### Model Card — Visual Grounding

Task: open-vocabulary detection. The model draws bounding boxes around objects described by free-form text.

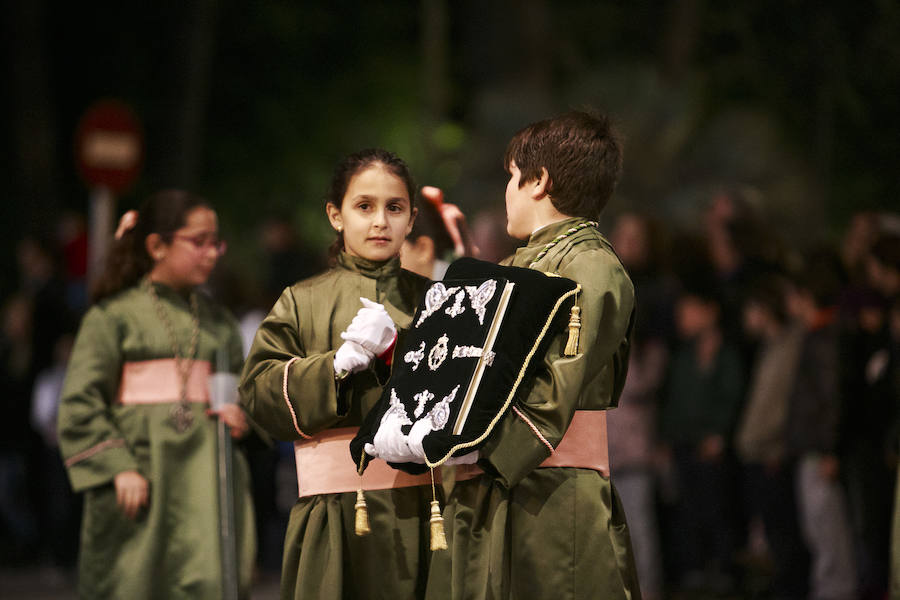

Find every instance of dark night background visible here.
[3,0,898,294]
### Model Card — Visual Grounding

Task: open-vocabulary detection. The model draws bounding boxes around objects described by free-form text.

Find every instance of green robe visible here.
[58,282,256,600]
[239,253,432,600]
[426,218,641,600]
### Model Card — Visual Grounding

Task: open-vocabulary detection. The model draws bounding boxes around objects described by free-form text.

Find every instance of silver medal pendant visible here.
[170,403,194,432]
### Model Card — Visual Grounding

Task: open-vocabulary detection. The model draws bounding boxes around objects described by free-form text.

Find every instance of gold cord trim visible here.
[512,406,554,453]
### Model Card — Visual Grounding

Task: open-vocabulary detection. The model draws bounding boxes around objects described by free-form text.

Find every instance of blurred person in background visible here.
[400,185,479,280]
[660,277,744,594]
[58,190,256,598]
[31,334,81,571]
[839,284,895,600]
[865,233,900,301]
[0,294,40,564]
[735,275,808,599]
[607,212,671,600]
[259,216,326,305]
[57,211,90,316]
[399,186,457,280]
[785,249,857,600]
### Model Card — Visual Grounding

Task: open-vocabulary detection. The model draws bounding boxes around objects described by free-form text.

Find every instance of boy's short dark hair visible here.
[504,110,623,220]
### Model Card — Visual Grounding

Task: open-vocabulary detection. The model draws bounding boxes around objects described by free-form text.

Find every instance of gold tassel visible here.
[355,488,371,536]
[428,467,447,551]
[564,304,581,356]
[429,500,448,551]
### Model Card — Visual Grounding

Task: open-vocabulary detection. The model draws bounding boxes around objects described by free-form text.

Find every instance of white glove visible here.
[407,420,479,465]
[340,298,397,357]
[364,412,417,463]
[333,340,374,375]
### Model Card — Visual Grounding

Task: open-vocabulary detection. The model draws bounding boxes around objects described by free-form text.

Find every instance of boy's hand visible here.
[114,470,149,519]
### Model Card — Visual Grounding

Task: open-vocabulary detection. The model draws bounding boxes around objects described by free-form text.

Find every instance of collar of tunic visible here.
[336,251,402,280]
[513,216,593,267]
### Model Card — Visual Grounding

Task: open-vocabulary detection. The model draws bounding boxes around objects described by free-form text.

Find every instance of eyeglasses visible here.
[173,233,227,256]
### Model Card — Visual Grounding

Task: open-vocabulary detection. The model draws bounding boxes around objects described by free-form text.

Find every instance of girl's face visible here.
[148,206,223,290]
[327,164,416,262]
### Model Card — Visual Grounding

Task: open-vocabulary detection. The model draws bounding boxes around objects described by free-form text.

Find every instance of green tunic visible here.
[239,253,432,600]
[58,282,256,600]
[426,218,641,600]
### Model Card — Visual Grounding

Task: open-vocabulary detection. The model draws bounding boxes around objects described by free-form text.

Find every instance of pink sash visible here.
[117,359,212,405]
[294,410,609,497]
[294,428,434,497]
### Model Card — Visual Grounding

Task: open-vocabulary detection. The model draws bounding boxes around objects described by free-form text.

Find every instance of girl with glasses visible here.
[58,190,256,598]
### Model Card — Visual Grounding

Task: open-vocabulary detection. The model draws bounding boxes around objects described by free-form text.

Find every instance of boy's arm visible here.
[479,250,635,487]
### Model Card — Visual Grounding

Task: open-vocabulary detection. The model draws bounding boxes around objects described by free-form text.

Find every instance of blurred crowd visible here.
[2,193,899,599]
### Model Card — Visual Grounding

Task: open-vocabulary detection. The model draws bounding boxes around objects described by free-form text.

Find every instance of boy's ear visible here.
[530,167,550,200]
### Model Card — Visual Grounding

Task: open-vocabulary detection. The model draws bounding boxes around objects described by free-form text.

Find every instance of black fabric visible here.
[351,257,578,474]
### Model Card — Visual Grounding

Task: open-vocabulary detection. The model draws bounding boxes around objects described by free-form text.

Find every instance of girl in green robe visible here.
[58,190,256,599]
[239,149,434,599]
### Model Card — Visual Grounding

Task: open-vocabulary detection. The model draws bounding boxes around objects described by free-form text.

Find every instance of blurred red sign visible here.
[75,100,143,193]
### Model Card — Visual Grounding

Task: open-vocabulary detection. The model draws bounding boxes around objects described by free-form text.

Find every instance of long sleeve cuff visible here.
[479,410,554,488]
[64,440,139,492]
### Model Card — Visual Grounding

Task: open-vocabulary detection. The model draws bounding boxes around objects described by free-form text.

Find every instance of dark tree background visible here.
[3,0,898,294]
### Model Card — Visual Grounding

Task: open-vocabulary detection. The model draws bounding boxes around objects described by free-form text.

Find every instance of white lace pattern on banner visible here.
[445,290,467,318]
[465,279,497,325]
[416,283,460,327]
[427,333,450,371]
[404,341,426,370]
[385,388,412,425]
[452,345,495,366]
[413,389,434,418]
[427,384,460,431]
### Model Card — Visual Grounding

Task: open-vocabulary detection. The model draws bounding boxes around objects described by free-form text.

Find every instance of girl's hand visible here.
[340,298,397,357]
[207,404,249,439]
[333,340,374,375]
[114,470,149,519]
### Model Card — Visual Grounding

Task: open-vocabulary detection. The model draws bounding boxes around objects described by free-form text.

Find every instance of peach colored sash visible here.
[452,410,609,483]
[117,359,211,405]
[295,410,609,497]
[294,428,435,497]
[539,410,609,475]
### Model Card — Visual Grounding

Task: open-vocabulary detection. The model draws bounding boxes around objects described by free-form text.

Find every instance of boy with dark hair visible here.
[426,111,640,599]
[736,275,808,599]
[786,250,857,600]
[660,277,744,593]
